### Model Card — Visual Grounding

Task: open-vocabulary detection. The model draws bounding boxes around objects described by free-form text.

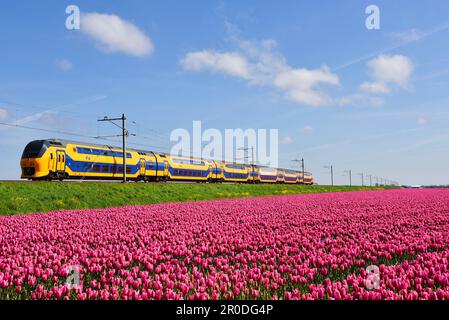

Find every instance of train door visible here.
[56,150,66,173]
[140,158,146,177]
[49,152,56,172]
[163,161,169,179]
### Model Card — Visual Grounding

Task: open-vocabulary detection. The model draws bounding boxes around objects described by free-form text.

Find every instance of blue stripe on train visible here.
[65,155,140,174]
[259,175,277,180]
[169,167,210,177]
[145,162,164,171]
[224,172,249,179]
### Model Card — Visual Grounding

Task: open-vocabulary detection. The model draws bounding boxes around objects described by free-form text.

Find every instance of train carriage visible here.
[164,155,211,182]
[303,172,314,185]
[258,167,278,183]
[20,139,314,185]
[222,163,250,183]
[284,169,299,184]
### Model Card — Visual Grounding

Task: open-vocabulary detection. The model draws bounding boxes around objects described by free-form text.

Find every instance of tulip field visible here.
[1,188,449,300]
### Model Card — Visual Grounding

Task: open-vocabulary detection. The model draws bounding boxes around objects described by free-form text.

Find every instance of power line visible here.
[98,114,129,183]
[0,121,171,154]
[343,169,352,186]
[323,164,334,186]
[292,158,305,185]
[0,121,105,140]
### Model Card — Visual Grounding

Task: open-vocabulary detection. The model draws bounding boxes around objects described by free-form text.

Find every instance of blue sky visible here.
[1,1,449,185]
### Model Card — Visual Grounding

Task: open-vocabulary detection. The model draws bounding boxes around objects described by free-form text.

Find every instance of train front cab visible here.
[21,140,54,180]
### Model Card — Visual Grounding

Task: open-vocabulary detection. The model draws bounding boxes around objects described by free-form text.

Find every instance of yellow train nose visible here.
[21,158,41,176]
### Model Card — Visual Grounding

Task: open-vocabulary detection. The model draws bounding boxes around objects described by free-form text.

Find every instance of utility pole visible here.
[239,146,255,183]
[293,158,305,184]
[344,170,352,186]
[324,165,334,186]
[358,172,364,186]
[369,175,372,187]
[122,114,126,183]
[98,113,128,183]
[250,146,255,183]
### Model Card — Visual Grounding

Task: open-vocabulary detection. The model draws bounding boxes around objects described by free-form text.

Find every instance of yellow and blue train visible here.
[20,139,314,184]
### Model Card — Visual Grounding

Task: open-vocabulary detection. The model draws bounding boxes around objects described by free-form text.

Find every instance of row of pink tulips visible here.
[1,189,448,299]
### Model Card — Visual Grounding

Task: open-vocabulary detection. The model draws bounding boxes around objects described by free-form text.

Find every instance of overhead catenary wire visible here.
[0,121,172,154]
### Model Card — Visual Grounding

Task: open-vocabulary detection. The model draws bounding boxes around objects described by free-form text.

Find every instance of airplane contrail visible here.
[8,95,107,126]
[332,22,449,72]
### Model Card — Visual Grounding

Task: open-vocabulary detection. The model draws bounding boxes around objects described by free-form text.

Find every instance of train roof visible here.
[42,138,164,155]
[36,138,313,175]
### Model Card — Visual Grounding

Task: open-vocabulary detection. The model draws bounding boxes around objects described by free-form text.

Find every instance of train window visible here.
[126,167,131,174]
[102,166,109,173]
[93,165,100,172]
[22,140,48,159]
[50,154,53,160]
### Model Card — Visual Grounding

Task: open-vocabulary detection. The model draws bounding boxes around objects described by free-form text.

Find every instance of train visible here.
[20,139,314,184]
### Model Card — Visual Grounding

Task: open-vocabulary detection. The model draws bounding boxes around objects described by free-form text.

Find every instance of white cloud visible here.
[55,59,73,70]
[300,125,314,134]
[337,54,413,108]
[180,26,339,107]
[360,81,390,94]
[0,108,8,120]
[280,135,293,145]
[417,117,428,125]
[274,67,339,106]
[389,29,425,43]
[361,55,413,94]
[181,51,250,79]
[81,12,154,57]
[369,55,413,87]
[337,93,384,107]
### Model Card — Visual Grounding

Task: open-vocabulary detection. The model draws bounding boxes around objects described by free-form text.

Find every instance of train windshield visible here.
[22,140,46,158]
